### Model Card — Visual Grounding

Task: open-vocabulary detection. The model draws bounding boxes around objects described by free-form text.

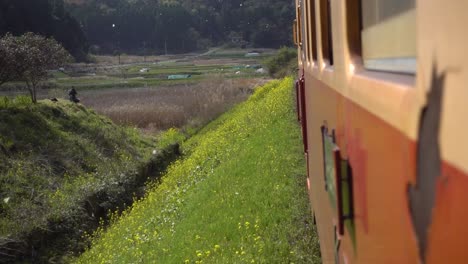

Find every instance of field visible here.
[81,77,269,132]
[48,48,274,91]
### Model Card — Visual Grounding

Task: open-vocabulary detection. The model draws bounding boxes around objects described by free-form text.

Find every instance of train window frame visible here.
[320,0,334,66]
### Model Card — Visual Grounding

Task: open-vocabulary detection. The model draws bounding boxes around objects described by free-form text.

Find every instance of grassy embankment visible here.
[76,77,321,263]
[0,97,184,262]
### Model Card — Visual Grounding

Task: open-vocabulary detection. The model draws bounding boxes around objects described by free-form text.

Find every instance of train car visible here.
[293,0,468,263]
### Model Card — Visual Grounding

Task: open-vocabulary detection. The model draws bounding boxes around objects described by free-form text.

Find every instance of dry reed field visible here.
[80,76,269,132]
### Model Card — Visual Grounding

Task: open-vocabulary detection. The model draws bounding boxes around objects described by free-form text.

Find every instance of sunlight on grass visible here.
[75,77,320,263]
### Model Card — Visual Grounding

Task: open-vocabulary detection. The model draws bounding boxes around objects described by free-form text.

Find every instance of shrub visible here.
[156,128,186,149]
[264,47,298,78]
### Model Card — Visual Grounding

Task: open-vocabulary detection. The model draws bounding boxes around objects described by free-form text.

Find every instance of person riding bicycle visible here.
[68,87,80,103]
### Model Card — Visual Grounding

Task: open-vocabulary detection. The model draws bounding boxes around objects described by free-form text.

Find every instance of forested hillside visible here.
[64,0,294,54]
[0,0,294,58]
[0,0,89,61]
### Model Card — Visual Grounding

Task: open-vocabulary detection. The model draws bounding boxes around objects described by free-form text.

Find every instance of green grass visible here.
[0,96,182,261]
[0,97,155,218]
[76,77,320,263]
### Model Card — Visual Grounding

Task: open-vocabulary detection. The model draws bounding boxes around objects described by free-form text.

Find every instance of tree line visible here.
[66,0,295,54]
[0,0,89,61]
[0,0,294,60]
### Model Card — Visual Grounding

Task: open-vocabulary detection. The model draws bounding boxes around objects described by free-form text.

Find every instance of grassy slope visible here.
[76,78,321,263]
[0,96,170,261]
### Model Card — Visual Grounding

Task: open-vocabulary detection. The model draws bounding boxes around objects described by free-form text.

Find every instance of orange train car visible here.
[293,0,468,263]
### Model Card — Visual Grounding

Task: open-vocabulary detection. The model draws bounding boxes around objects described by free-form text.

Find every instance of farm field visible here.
[76,77,321,263]
[2,48,273,92]
[80,77,269,132]
[0,48,274,133]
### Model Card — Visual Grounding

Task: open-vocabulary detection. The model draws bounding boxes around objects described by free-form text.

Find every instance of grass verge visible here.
[76,77,321,263]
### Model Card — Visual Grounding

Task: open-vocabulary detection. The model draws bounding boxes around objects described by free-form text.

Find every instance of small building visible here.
[167,74,191,80]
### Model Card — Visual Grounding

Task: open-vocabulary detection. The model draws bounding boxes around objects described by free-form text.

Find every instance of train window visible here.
[293,19,298,45]
[361,0,416,74]
[322,126,356,238]
[309,0,318,61]
[297,6,303,47]
[339,160,355,239]
[305,0,312,62]
[301,2,308,61]
[298,1,308,62]
[346,0,362,59]
[320,0,333,66]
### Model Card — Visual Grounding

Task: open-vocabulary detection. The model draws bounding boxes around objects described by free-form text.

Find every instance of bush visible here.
[156,128,186,149]
[264,47,298,78]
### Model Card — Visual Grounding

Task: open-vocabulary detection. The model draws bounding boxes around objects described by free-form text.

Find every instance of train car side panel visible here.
[305,72,341,264]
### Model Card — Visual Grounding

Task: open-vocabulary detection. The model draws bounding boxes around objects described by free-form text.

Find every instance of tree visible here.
[0,33,29,86]
[64,0,294,54]
[21,33,73,103]
[0,35,18,86]
[0,33,72,103]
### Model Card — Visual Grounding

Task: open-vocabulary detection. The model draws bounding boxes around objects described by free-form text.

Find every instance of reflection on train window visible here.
[320,0,333,66]
[309,0,318,61]
[361,0,416,74]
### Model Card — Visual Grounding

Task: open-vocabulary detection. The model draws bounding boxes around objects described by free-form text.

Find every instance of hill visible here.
[76,78,321,263]
[64,0,294,54]
[0,97,181,262]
